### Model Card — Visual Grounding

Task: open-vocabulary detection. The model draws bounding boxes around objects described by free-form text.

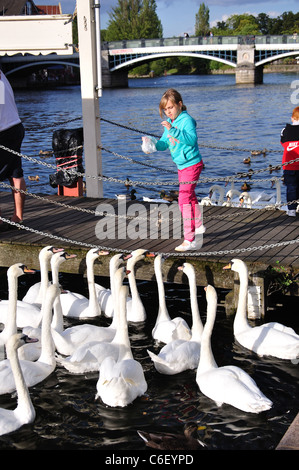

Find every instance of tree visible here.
[195,3,210,37]
[105,0,162,41]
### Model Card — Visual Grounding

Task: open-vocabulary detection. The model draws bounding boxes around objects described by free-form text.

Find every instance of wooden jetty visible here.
[0,190,298,317]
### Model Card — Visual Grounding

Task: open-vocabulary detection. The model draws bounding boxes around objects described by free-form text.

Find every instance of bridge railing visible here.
[104,34,299,50]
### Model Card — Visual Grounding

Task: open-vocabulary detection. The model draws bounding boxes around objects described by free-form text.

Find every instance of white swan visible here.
[97,253,131,318]
[95,285,147,407]
[147,263,203,375]
[59,248,109,318]
[152,254,191,344]
[200,185,225,206]
[239,191,252,208]
[19,251,76,361]
[0,334,37,436]
[126,249,154,322]
[0,268,42,329]
[222,189,241,207]
[51,255,119,356]
[196,285,273,413]
[22,245,64,306]
[56,267,128,374]
[0,264,36,347]
[0,283,59,395]
[223,259,299,360]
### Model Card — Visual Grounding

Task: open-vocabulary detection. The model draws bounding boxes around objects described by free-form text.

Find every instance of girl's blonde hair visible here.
[159,88,187,118]
[292,106,299,121]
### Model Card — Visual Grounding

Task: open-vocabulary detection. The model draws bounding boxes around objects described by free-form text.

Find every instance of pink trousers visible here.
[178,160,203,242]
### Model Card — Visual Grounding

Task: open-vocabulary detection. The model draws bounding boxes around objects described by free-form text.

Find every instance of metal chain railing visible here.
[1,216,298,258]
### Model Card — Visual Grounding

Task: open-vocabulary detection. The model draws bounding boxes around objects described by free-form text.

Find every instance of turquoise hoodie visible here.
[155,110,202,170]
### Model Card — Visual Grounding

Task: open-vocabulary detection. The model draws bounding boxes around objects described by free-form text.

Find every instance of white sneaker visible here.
[287,210,296,217]
[195,225,206,234]
[175,240,197,252]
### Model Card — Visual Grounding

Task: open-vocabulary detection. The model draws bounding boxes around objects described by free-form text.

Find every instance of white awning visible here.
[0,15,73,56]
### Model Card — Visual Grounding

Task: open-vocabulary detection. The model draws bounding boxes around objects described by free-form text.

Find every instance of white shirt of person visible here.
[0,70,21,132]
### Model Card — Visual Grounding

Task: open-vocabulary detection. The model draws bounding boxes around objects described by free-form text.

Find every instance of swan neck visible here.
[234,267,250,333]
[154,257,170,324]
[197,297,218,374]
[7,343,34,416]
[86,257,101,315]
[188,273,203,339]
[6,271,18,338]
[39,291,56,365]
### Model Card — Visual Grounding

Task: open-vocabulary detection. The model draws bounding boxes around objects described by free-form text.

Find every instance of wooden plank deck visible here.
[0,190,298,292]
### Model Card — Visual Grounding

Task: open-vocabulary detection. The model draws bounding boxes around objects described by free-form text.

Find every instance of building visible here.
[0,0,62,16]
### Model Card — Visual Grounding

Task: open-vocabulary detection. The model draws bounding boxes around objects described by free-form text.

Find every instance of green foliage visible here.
[265,261,299,296]
[195,3,210,36]
[105,0,162,41]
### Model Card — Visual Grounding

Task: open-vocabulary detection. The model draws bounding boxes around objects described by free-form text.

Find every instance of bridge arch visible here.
[110,52,236,72]
[5,60,80,77]
[256,50,299,67]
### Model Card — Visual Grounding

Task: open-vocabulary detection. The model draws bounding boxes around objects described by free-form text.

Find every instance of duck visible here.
[223,259,299,360]
[251,148,267,157]
[59,248,109,318]
[160,190,177,202]
[97,253,132,318]
[137,422,205,450]
[0,334,38,436]
[28,175,39,181]
[0,283,59,395]
[95,285,147,407]
[152,254,191,344]
[56,267,128,374]
[22,245,64,307]
[196,285,273,413]
[115,189,137,201]
[243,156,251,164]
[126,249,155,322]
[241,182,251,191]
[147,263,203,375]
[0,264,36,347]
[39,149,53,157]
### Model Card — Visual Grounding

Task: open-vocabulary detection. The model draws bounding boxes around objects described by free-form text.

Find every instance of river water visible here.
[0,73,298,453]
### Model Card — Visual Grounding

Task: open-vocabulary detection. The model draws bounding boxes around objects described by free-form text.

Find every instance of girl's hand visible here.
[161,121,172,130]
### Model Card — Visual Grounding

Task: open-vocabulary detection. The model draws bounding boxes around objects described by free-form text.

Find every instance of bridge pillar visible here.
[101,49,128,88]
[235,45,263,84]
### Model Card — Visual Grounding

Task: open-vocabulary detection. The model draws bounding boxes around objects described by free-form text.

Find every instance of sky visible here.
[40,0,299,38]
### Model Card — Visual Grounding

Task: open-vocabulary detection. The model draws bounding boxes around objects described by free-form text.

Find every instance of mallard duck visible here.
[243,156,251,164]
[116,189,137,201]
[28,175,40,181]
[137,423,206,450]
[39,150,53,157]
[241,182,251,191]
[160,190,176,202]
[251,148,267,157]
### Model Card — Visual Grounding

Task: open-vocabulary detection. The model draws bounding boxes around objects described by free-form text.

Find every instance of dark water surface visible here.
[0,269,298,452]
[0,74,298,452]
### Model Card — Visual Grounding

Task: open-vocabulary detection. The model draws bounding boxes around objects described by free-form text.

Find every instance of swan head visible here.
[86,248,109,262]
[51,251,77,270]
[39,246,64,261]
[204,284,217,303]
[6,333,39,355]
[178,262,196,280]
[7,264,36,280]
[223,259,248,276]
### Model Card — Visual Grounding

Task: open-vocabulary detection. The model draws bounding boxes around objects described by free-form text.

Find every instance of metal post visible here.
[76,0,103,197]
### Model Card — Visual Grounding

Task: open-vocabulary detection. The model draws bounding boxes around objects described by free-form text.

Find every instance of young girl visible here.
[143,88,205,251]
